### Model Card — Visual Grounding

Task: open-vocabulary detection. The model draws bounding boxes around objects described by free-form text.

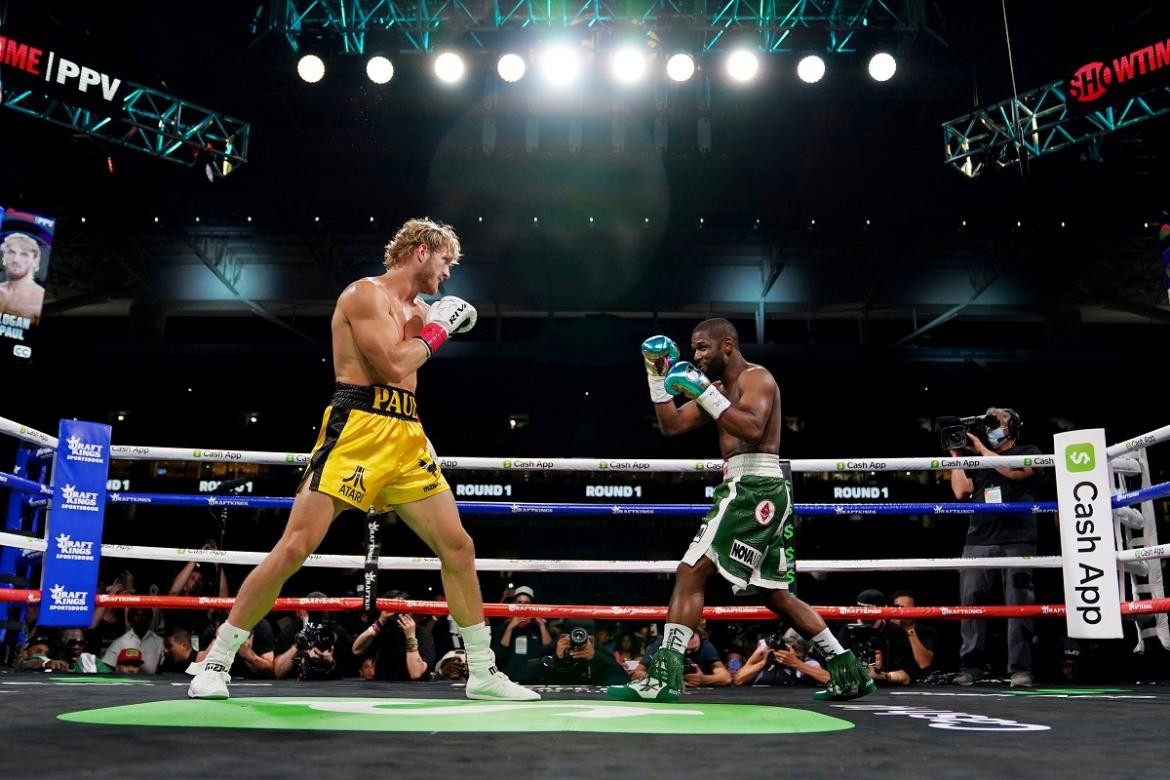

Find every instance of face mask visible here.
[987,427,1006,446]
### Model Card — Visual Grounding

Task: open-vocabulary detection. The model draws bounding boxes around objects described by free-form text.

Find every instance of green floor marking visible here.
[60,697,854,735]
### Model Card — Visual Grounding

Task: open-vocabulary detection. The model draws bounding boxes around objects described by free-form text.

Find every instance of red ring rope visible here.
[3,590,1169,620]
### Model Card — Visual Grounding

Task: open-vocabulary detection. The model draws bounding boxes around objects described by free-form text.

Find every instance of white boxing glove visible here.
[417,296,477,356]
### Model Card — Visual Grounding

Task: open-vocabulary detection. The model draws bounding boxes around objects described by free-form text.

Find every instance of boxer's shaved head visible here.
[694,318,738,348]
[691,318,739,381]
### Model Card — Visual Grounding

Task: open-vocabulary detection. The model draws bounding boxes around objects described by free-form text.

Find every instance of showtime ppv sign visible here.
[1068,36,1170,103]
[0,31,124,104]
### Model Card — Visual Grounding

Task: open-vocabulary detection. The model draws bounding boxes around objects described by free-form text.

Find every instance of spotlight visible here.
[796,54,825,84]
[366,56,394,84]
[497,53,526,83]
[435,52,466,84]
[666,53,695,83]
[868,52,896,82]
[611,46,647,85]
[539,44,582,87]
[297,54,326,83]
[726,49,759,83]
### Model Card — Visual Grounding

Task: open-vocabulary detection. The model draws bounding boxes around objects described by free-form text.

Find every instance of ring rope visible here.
[5,530,1168,572]
[2,589,1169,621]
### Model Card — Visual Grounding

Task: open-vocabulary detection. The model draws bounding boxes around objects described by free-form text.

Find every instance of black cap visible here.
[856,589,888,607]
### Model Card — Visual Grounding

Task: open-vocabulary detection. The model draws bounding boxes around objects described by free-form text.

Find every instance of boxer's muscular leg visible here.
[393,490,483,627]
[667,556,714,628]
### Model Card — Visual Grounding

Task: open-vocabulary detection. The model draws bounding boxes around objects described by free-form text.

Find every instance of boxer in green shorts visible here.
[607,318,873,704]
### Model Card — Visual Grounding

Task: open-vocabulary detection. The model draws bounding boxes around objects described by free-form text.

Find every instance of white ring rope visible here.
[5,530,1168,573]
[3,415,1162,473]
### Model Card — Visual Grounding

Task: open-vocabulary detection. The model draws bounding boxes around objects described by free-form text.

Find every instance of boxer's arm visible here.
[342,280,430,384]
[713,369,774,444]
[653,398,709,436]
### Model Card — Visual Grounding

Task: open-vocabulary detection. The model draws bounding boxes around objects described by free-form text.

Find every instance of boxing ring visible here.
[2,414,1170,776]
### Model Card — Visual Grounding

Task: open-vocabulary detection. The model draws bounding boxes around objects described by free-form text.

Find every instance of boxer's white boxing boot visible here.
[460,622,540,701]
[187,621,249,699]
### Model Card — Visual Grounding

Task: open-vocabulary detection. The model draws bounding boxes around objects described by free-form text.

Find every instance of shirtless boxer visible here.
[607,318,873,703]
[188,218,537,701]
[0,233,46,321]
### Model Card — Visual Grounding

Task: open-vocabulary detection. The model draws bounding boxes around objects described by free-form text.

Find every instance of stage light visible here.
[727,49,759,83]
[868,52,896,82]
[539,44,582,87]
[497,53,526,82]
[435,52,466,83]
[611,46,647,85]
[797,55,825,84]
[666,53,695,83]
[366,56,394,84]
[297,54,326,83]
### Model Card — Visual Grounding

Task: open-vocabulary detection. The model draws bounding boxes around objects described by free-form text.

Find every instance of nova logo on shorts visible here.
[729,539,763,569]
[339,466,368,503]
[754,500,775,526]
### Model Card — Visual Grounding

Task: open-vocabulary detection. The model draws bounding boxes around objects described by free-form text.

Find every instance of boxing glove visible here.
[664,362,731,419]
[417,296,477,357]
[641,335,679,404]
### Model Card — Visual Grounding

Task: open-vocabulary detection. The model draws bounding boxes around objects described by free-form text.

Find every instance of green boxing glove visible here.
[664,362,731,419]
[641,335,680,404]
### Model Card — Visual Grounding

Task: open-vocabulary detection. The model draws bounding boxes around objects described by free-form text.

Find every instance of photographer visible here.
[945,407,1039,688]
[734,628,829,686]
[274,595,345,680]
[540,619,629,686]
[350,591,435,681]
[201,610,275,679]
[492,585,552,684]
[836,590,916,686]
[636,629,731,688]
[167,542,229,636]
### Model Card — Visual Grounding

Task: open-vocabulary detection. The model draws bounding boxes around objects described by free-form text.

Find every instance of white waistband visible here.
[724,453,785,480]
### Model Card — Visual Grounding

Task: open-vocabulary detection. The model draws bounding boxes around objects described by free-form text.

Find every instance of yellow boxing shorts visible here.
[303,382,449,511]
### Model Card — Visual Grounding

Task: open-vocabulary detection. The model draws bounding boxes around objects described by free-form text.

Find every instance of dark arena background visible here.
[2,1,1170,776]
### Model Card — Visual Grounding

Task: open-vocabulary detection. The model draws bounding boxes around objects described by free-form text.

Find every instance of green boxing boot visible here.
[607,649,684,703]
[813,650,877,702]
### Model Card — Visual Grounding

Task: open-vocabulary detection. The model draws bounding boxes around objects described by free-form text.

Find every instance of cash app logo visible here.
[1065,443,1095,473]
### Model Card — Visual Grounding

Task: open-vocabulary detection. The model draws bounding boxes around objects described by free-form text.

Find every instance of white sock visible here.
[203,621,249,669]
[662,623,694,655]
[810,628,846,659]
[458,621,490,654]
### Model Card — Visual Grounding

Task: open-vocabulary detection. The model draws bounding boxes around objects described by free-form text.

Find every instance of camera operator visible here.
[734,628,829,686]
[836,590,916,686]
[492,585,552,684]
[946,407,1039,688]
[540,619,629,686]
[636,629,731,688]
[274,594,345,680]
[349,590,435,681]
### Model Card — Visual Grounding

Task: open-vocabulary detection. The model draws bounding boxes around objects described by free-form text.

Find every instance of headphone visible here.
[1000,408,1022,440]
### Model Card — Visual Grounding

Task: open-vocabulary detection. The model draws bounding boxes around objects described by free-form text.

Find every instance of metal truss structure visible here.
[1,84,250,175]
[943,81,1170,178]
[270,0,922,53]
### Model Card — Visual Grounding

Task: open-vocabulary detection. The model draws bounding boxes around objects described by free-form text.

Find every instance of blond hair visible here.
[2,233,40,260]
[383,218,461,270]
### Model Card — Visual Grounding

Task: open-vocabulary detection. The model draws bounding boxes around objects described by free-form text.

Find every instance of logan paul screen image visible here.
[0,206,55,356]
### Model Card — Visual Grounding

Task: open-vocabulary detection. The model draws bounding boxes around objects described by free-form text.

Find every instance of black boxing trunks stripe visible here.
[330,382,419,421]
[308,406,352,492]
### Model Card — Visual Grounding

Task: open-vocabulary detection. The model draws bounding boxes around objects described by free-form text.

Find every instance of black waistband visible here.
[330,383,419,421]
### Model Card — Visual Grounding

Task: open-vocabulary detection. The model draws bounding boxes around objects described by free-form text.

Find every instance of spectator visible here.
[947,407,1040,688]
[595,624,616,656]
[160,627,199,673]
[491,585,552,684]
[433,649,469,682]
[17,634,69,672]
[115,647,146,675]
[636,631,731,688]
[167,545,229,636]
[358,655,377,681]
[201,610,275,679]
[734,628,829,687]
[890,591,937,673]
[89,575,132,656]
[103,608,164,674]
[613,632,644,676]
[836,589,916,686]
[349,591,433,681]
[427,593,465,659]
[541,619,629,686]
